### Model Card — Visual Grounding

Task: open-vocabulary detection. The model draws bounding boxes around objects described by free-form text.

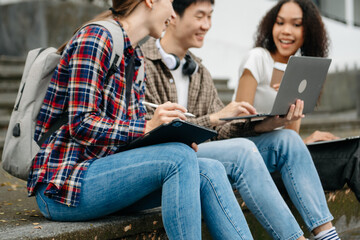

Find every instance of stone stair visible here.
[213,78,234,105]
[0,56,24,157]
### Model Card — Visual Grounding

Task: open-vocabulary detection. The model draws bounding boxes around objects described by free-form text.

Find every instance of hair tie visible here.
[109,7,121,15]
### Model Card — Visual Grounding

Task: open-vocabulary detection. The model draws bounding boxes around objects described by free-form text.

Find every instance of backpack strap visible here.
[91,19,135,114]
[37,20,127,146]
[88,19,124,74]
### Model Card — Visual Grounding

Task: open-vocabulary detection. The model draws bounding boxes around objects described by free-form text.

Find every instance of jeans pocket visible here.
[35,192,52,220]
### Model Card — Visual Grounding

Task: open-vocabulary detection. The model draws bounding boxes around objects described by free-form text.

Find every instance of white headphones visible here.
[156,39,198,76]
[156,39,180,70]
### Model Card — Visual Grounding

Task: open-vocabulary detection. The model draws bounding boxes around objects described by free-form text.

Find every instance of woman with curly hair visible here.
[234,1,341,239]
[235,0,338,144]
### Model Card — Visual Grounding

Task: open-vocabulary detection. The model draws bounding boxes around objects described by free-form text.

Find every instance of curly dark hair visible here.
[254,0,329,57]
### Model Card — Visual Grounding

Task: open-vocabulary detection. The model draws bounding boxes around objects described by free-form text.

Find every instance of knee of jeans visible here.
[199,159,228,185]
[276,129,303,145]
[231,139,263,166]
[273,129,313,164]
[163,142,199,170]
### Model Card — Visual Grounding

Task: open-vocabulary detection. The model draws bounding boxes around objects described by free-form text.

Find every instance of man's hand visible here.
[303,130,339,144]
[191,142,199,152]
[209,101,257,126]
[255,99,305,133]
[145,102,187,133]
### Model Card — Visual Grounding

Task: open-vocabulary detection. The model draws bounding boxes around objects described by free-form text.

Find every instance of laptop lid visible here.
[220,56,331,121]
[269,55,331,115]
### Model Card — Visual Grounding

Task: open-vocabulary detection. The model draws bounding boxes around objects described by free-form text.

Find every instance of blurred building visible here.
[0,0,359,89]
[190,0,360,88]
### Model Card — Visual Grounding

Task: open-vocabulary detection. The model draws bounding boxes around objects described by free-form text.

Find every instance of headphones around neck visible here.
[156,39,198,76]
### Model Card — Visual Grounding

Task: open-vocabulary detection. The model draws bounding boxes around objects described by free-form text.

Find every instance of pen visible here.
[143,101,196,118]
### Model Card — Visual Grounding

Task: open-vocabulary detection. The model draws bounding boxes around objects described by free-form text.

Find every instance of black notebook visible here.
[122,119,218,151]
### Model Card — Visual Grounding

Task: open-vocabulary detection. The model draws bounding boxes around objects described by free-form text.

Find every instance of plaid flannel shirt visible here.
[141,38,259,140]
[27,21,147,207]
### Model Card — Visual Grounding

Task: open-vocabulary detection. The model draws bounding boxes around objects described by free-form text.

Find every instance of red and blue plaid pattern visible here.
[27,20,147,207]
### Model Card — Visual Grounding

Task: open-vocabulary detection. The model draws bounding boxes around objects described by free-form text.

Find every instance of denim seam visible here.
[237,175,281,240]
[283,160,315,228]
[256,146,304,239]
[284,230,304,240]
[200,172,247,240]
[35,192,52,220]
[308,216,334,232]
[160,161,186,240]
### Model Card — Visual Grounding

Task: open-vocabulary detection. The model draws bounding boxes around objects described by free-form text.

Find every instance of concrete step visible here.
[0,115,11,129]
[301,110,360,138]
[0,80,21,93]
[213,78,229,89]
[0,128,6,156]
[0,57,24,81]
[0,68,23,80]
[218,90,234,106]
[0,92,16,109]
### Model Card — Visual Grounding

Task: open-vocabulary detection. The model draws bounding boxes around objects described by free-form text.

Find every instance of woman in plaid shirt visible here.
[27,0,255,239]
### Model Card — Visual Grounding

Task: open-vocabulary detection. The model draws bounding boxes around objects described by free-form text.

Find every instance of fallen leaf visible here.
[34,226,42,229]
[124,224,132,232]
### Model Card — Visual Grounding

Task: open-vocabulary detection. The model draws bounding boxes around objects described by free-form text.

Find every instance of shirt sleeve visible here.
[66,25,145,147]
[185,66,259,139]
[239,48,267,84]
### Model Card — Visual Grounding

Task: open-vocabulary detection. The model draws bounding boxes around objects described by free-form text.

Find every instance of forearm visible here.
[70,113,146,146]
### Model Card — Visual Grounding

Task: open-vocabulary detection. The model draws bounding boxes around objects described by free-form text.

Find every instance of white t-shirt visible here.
[170,59,189,109]
[156,39,190,108]
[237,47,277,113]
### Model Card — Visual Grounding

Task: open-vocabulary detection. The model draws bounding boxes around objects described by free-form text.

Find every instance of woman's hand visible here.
[272,83,280,92]
[303,130,339,144]
[209,101,257,126]
[145,102,187,133]
[255,99,305,133]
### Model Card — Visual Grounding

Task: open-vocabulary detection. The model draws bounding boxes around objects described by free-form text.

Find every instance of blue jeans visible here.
[35,142,253,240]
[197,129,334,240]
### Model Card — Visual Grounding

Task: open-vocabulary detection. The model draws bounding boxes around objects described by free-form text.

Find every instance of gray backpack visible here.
[1,19,141,180]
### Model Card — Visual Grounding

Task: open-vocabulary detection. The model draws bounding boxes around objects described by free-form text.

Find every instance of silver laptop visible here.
[221,55,332,121]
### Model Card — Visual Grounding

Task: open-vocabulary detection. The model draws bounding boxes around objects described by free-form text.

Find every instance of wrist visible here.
[145,120,154,133]
[209,113,219,126]
[254,121,269,133]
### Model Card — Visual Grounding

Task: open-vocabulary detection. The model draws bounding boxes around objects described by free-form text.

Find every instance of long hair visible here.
[255,0,329,57]
[58,0,142,53]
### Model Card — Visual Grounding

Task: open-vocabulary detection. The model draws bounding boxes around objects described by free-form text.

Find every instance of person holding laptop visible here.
[142,0,340,239]
[235,0,338,144]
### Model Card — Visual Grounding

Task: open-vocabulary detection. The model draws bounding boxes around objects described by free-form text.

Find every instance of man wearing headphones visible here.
[142,0,339,239]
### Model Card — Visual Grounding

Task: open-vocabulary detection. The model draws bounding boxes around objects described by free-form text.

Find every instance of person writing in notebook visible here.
[235,0,338,144]
[27,1,256,239]
[142,0,340,239]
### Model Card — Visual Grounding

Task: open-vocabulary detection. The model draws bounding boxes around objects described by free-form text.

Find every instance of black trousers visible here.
[271,138,360,202]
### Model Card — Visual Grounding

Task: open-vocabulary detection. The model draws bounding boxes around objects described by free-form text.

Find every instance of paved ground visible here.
[0,166,168,240]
